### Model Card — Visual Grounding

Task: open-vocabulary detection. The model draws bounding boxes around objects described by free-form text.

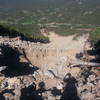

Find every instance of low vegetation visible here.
[0,22,100,45]
[46,24,95,36]
[0,23,49,43]
[89,27,100,44]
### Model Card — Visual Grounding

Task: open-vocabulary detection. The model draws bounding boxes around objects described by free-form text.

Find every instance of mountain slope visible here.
[0,0,100,24]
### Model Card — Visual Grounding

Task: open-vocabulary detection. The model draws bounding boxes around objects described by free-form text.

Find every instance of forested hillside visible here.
[0,0,100,24]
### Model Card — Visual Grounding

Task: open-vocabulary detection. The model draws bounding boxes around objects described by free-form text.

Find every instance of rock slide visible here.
[0,32,100,100]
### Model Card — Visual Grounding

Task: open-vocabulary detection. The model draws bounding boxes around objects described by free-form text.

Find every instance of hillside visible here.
[0,1,100,99]
[0,0,100,24]
[0,33,100,100]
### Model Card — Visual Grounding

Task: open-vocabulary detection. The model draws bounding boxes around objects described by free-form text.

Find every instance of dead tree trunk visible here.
[70,60,100,67]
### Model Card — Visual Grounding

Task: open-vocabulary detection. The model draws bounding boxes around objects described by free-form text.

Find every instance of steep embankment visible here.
[0,33,100,100]
[23,32,89,69]
[0,32,91,77]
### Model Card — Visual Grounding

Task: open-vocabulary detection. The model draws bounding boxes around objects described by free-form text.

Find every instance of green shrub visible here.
[90,27,100,44]
[0,24,49,43]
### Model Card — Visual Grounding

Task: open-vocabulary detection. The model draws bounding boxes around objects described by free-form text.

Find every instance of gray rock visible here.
[0,80,8,89]
[47,95,55,100]
[14,87,21,100]
[0,66,7,72]
[44,70,55,79]
[87,75,96,82]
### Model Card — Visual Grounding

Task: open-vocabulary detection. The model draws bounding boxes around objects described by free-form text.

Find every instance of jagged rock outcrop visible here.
[0,35,100,100]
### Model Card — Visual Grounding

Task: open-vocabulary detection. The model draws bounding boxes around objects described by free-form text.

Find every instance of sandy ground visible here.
[45,32,90,60]
[35,32,91,88]
[24,31,90,71]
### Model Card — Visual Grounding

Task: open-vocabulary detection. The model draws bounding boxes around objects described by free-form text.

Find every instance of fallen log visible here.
[68,60,100,67]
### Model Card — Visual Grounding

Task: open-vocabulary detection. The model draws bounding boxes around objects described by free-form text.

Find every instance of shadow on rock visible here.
[37,81,46,96]
[0,93,5,100]
[0,25,49,43]
[87,40,100,63]
[51,87,62,97]
[61,73,81,100]
[20,83,44,100]
[0,89,14,100]
[0,44,39,77]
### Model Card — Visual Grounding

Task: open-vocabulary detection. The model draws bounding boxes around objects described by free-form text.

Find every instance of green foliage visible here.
[0,0,100,25]
[0,23,49,43]
[90,27,100,43]
[47,24,94,36]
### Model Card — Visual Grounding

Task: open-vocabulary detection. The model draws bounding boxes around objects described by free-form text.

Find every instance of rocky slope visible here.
[0,33,100,100]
